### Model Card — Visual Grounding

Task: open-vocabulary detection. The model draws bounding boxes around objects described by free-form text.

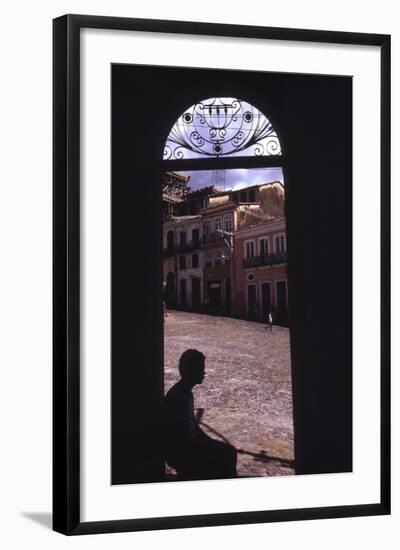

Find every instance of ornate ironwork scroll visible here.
[163,97,282,160]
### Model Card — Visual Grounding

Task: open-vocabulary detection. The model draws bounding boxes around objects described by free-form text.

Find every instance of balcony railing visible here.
[243,251,287,268]
[272,251,287,264]
[243,256,260,268]
[176,240,201,253]
[201,232,225,246]
[163,239,201,256]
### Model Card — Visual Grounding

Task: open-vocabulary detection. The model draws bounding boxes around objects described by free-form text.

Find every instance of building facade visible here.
[162,176,288,324]
[233,218,288,324]
[163,215,203,310]
[200,199,234,314]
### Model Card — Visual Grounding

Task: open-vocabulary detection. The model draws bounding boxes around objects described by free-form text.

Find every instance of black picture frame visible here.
[53,14,391,535]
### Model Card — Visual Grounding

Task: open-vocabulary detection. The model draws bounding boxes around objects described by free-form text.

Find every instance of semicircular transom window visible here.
[163,97,282,160]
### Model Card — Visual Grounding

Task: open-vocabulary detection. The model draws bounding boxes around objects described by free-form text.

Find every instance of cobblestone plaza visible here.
[164,310,294,477]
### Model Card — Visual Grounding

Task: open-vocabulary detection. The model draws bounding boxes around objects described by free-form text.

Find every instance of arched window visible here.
[162,95,286,318]
[163,97,282,160]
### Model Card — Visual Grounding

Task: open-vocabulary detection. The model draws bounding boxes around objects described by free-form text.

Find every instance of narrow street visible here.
[164,310,295,477]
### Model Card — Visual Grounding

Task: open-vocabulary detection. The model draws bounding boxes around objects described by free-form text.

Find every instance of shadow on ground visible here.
[196,408,295,473]
[22,512,52,530]
[165,311,295,478]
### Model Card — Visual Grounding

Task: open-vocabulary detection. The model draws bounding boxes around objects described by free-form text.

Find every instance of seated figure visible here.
[162,349,237,481]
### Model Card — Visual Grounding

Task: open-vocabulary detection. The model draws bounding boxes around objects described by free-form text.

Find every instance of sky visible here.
[178,168,284,192]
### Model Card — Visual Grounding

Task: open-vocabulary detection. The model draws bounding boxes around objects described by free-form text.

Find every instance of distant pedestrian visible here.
[264,310,273,332]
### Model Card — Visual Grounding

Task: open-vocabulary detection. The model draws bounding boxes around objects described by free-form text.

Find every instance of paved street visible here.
[164,310,294,477]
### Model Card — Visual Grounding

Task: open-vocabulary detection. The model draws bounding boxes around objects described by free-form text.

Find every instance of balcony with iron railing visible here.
[163,239,201,256]
[243,251,287,268]
[201,232,225,246]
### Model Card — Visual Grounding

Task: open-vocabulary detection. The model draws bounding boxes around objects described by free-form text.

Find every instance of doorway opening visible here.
[162,97,293,479]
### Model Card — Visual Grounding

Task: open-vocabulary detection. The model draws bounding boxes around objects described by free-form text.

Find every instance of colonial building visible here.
[200,196,235,314]
[163,215,202,310]
[162,178,288,323]
[233,217,288,324]
[200,181,285,315]
[176,185,221,216]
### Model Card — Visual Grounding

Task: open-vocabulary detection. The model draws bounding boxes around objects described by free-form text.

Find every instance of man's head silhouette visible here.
[179,349,206,386]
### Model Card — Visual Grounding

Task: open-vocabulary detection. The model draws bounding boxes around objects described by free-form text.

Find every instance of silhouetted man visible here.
[162,349,237,480]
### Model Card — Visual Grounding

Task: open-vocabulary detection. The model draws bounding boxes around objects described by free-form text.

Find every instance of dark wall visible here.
[112,64,352,483]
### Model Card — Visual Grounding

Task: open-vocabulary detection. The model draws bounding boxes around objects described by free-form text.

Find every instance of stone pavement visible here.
[164,310,295,477]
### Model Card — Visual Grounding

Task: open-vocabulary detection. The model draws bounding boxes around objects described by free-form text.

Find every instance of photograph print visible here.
[111,63,352,485]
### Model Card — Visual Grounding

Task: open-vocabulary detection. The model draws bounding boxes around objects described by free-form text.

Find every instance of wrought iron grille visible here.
[163,97,282,160]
